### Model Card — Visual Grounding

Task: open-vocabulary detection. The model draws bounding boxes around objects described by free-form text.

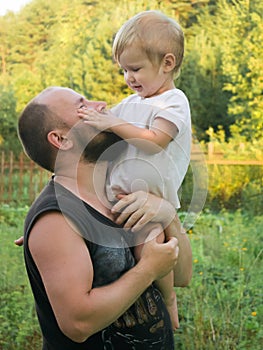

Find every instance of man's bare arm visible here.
[29,211,179,343]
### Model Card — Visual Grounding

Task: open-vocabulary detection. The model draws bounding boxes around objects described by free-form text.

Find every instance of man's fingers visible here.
[14,236,24,246]
[112,193,137,213]
[122,209,145,229]
[115,210,133,225]
[129,213,156,232]
[165,237,179,256]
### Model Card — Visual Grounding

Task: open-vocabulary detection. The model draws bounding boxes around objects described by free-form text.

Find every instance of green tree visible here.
[178,0,263,141]
[218,0,263,140]
[0,87,22,154]
[178,30,231,140]
[1,0,262,148]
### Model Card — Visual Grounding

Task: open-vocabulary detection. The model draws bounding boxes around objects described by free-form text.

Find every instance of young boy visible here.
[78,10,192,330]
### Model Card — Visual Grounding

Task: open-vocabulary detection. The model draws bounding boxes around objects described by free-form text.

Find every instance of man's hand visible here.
[112,191,176,232]
[139,230,179,281]
[14,236,24,246]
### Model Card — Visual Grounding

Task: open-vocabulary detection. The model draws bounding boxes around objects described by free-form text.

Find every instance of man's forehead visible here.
[36,87,81,105]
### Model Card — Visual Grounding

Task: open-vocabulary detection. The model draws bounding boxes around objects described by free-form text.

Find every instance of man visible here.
[18,86,192,349]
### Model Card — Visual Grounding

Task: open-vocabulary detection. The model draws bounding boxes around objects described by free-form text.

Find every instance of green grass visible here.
[0,205,262,349]
[175,210,263,349]
[0,205,41,350]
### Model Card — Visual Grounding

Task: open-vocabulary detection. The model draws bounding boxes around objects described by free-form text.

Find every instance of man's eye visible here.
[79,105,86,110]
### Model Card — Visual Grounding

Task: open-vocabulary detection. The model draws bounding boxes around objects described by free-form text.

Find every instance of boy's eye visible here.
[121,68,140,73]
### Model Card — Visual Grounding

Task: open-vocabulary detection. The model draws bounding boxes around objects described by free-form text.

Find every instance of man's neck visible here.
[54,160,114,219]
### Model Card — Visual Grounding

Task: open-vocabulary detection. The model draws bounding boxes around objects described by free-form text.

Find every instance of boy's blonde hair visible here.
[112,10,184,79]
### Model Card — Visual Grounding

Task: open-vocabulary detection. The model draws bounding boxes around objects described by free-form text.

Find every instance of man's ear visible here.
[162,53,176,73]
[47,130,73,150]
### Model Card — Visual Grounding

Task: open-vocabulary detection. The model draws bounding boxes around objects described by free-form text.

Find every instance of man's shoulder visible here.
[24,179,58,231]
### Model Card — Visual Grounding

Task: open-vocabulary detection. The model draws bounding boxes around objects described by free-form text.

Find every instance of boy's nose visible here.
[126,71,135,83]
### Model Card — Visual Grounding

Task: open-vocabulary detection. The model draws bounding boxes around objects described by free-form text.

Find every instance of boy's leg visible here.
[155,272,179,330]
[134,232,179,330]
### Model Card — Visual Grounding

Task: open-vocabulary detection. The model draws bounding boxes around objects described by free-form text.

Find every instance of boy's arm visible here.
[78,108,178,154]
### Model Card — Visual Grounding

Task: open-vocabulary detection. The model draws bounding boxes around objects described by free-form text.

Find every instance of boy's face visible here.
[119,45,172,98]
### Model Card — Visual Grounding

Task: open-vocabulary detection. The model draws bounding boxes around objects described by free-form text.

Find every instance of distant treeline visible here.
[0,0,262,155]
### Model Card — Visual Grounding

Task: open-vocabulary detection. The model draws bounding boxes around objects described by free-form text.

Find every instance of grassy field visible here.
[0,205,262,349]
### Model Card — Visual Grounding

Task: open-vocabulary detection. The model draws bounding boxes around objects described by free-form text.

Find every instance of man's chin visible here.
[82,132,127,162]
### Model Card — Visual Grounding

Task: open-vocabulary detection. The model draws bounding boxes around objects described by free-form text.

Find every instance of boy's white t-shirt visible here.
[106,88,192,208]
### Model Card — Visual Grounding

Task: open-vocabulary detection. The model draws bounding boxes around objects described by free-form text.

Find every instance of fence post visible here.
[208,142,214,160]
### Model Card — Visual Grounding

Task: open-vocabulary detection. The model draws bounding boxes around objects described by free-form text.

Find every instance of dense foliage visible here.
[0,0,262,155]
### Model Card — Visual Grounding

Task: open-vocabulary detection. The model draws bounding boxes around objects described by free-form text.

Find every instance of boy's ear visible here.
[47,130,73,150]
[162,53,176,73]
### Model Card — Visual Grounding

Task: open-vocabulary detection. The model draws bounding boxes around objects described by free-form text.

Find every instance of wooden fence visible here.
[0,148,262,204]
[191,142,263,165]
[0,152,51,204]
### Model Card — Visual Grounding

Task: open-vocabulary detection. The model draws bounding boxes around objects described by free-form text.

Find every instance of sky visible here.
[0,0,32,16]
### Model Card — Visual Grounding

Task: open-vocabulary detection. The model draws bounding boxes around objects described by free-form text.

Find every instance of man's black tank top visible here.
[24,178,175,349]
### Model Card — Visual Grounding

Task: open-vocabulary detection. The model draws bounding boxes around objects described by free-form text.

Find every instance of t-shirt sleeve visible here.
[151,91,191,136]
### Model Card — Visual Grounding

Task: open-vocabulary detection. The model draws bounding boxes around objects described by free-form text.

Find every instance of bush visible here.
[175,211,263,350]
[179,136,263,216]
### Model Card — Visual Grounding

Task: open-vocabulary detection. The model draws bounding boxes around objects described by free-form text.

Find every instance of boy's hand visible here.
[78,108,121,132]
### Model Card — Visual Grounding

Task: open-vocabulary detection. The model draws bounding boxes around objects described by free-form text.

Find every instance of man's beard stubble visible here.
[81,131,127,163]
